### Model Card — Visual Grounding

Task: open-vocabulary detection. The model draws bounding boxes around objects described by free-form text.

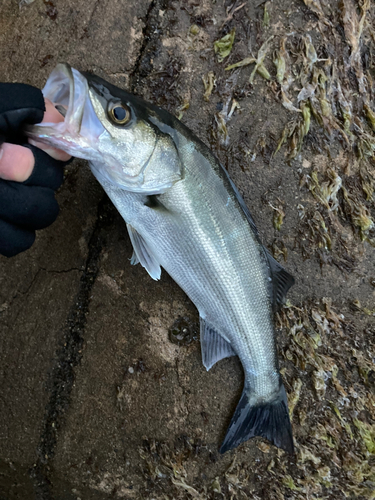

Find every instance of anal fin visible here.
[200,317,236,371]
[126,224,161,281]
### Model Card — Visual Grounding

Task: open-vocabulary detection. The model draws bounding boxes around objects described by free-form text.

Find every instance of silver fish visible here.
[27,64,295,453]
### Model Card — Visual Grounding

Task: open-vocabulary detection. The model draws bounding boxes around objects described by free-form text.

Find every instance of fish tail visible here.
[220,383,294,454]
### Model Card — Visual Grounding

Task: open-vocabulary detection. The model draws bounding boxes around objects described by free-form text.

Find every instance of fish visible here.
[26,63,295,454]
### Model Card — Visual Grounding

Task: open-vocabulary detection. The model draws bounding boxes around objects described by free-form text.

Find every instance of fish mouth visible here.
[25,63,105,160]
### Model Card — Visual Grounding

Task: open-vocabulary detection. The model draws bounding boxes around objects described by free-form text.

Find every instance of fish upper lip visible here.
[25,64,102,158]
[28,64,84,127]
[42,63,88,136]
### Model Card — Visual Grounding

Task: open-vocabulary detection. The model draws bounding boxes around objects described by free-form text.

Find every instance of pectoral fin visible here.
[200,317,236,371]
[126,224,161,281]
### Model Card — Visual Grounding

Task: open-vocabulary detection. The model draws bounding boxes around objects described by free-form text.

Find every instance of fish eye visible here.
[108,102,131,125]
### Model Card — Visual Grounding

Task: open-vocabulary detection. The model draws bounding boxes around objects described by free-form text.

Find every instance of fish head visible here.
[27,63,182,193]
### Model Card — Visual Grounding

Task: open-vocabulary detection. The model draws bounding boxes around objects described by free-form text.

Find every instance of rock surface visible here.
[1,0,374,499]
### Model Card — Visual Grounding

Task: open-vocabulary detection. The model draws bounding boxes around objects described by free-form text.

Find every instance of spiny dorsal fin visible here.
[225,174,261,241]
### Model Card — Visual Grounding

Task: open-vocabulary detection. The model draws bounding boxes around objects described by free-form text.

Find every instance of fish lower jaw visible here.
[36,133,97,161]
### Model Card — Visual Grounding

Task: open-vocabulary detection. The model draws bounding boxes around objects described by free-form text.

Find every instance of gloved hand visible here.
[0,83,71,257]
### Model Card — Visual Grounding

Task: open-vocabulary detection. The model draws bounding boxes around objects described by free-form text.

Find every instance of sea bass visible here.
[27,64,295,453]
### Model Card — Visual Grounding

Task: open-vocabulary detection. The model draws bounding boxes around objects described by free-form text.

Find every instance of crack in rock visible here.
[30,195,114,500]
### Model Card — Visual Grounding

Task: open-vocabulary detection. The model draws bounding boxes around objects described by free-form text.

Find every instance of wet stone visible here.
[169,316,199,346]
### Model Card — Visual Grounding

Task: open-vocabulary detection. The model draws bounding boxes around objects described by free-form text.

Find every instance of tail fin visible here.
[220,384,294,454]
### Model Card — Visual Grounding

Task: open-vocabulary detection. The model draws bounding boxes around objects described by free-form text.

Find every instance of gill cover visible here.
[84,74,183,194]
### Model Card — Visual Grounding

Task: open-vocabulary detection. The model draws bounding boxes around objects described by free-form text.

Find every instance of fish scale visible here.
[26,63,295,454]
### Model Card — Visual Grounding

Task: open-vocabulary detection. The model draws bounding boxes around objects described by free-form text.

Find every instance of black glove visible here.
[0,83,67,257]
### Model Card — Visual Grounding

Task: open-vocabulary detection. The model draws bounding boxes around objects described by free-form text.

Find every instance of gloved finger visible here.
[0,83,45,134]
[43,98,65,123]
[0,180,59,230]
[23,144,65,190]
[27,98,71,161]
[0,97,71,182]
[0,218,35,257]
[0,141,69,186]
[0,143,35,182]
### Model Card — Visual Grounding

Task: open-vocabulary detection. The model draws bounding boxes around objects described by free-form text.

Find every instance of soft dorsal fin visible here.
[126,224,161,281]
[265,251,295,311]
[224,170,295,309]
[200,317,237,371]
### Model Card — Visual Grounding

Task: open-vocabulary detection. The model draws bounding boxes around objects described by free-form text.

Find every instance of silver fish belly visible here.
[26,64,295,453]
